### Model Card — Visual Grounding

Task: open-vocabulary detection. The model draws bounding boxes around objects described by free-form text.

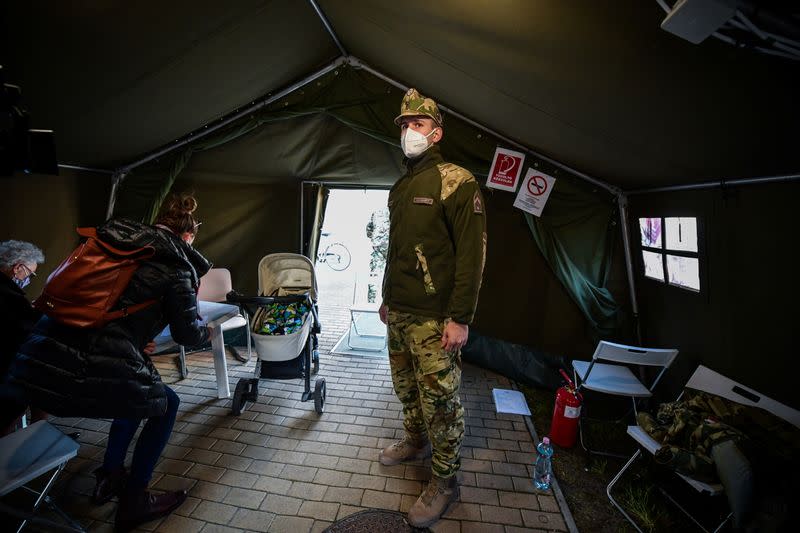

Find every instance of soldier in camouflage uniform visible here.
[378,88,487,528]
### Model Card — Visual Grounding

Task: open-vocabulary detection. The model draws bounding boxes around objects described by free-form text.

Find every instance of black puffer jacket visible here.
[7,219,211,419]
[0,273,41,378]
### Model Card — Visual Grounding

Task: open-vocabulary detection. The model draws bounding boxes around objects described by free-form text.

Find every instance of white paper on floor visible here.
[492,388,531,416]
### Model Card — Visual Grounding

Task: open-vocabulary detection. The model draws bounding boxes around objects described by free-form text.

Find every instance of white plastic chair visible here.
[169,268,251,379]
[197,267,250,353]
[571,340,679,456]
[0,421,84,532]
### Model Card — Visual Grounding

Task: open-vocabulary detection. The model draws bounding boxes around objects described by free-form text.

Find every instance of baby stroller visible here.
[226,253,325,415]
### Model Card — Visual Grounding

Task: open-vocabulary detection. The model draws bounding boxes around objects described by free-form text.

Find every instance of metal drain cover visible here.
[322,510,431,533]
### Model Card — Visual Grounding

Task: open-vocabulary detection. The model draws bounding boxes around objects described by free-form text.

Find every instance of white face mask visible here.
[401,127,438,158]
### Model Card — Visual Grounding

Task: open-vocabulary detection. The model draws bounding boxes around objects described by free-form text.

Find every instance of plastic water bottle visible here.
[534,436,554,490]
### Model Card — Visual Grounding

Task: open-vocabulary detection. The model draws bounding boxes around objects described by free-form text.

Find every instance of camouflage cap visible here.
[394,88,443,127]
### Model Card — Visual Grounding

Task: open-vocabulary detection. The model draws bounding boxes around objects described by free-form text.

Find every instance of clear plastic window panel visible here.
[639,217,661,248]
[665,217,698,252]
[642,250,664,281]
[666,255,700,291]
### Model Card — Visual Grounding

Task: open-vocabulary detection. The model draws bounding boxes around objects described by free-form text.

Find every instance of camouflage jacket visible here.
[382,145,487,324]
[638,389,800,482]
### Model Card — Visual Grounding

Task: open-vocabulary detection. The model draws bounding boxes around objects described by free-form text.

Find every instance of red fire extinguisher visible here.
[550,369,583,448]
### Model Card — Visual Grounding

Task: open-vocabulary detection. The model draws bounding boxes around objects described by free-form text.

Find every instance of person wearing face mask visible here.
[0,193,212,532]
[378,88,487,528]
[0,240,47,435]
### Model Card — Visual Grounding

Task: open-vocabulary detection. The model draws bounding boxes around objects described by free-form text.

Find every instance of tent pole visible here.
[299,182,305,255]
[617,193,641,344]
[626,172,800,195]
[106,171,127,220]
[346,56,620,196]
[309,184,325,260]
[308,0,347,56]
[58,164,113,174]
[118,57,347,174]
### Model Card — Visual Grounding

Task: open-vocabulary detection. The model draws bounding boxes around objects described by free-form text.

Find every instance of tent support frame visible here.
[627,173,800,195]
[308,0,347,56]
[108,0,799,343]
[345,56,619,196]
[57,164,113,174]
[106,171,127,220]
[617,194,641,343]
[116,57,347,176]
[105,57,346,217]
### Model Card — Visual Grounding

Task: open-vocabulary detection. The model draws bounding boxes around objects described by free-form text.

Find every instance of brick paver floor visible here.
[37,305,571,532]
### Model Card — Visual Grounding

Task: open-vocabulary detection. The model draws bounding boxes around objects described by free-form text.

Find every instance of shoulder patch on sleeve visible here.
[438,163,476,201]
[473,191,483,214]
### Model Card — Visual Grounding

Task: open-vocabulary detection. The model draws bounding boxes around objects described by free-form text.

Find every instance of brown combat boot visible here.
[378,435,431,466]
[407,475,459,527]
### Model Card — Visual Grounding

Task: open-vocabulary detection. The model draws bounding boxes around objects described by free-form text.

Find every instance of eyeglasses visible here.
[19,264,37,278]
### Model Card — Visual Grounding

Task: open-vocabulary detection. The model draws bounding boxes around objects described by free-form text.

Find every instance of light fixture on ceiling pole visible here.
[657,0,800,61]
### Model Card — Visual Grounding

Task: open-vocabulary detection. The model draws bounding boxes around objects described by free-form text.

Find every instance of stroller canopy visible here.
[258,253,318,301]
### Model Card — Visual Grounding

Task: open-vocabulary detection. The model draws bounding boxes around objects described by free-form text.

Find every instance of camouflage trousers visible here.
[387,310,464,479]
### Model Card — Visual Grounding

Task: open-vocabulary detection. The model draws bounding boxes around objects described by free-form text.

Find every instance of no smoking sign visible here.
[527,175,548,196]
[514,169,556,217]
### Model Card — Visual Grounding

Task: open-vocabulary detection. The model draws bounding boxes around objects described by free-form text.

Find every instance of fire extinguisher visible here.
[550,369,583,448]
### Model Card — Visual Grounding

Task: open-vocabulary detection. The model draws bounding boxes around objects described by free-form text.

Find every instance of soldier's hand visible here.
[441,320,468,352]
[379,303,388,324]
[142,341,157,355]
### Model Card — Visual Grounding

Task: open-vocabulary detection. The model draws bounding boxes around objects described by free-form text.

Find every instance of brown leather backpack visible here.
[34,227,158,328]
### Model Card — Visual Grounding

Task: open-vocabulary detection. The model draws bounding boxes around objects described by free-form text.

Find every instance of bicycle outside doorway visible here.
[316,233,351,271]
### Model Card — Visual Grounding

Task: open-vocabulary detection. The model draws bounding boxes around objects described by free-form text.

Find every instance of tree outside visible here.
[365,207,389,303]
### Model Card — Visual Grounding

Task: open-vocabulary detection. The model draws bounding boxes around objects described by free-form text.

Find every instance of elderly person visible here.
[0,240,46,434]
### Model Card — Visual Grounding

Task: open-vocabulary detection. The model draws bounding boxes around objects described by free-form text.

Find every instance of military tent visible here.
[1,0,797,407]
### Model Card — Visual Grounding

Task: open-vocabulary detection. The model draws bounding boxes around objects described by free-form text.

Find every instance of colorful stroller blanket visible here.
[255,301,309,335]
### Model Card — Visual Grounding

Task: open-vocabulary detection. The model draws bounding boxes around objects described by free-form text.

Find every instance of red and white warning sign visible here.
[513,168,556,217]
[486,147,525,192]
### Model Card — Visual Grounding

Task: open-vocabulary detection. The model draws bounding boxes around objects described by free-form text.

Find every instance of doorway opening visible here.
[314,188,389,357]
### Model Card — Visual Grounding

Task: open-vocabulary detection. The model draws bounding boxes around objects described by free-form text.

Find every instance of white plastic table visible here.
[154,301,240,399]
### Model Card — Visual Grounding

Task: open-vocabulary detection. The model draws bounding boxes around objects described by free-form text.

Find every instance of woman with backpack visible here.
[0,193,212,531]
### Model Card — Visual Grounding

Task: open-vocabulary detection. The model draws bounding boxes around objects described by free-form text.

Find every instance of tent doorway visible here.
[314,188,389,355]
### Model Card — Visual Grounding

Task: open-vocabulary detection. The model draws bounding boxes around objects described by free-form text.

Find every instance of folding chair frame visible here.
[607,364,799,533]
[572,341,679,458]
[346,304,387,352]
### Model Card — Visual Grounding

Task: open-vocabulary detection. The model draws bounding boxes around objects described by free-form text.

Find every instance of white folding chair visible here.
[155,268,252,379]
[0,421,84,532]
[572,340,679,456]
[607,365,800,533]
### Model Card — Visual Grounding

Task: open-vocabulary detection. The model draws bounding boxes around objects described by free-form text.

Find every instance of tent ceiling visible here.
[4,0,339,170]
[3,0,798,190]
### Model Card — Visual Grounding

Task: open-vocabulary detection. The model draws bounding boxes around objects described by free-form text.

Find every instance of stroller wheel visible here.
[232,379,249,416]
[312,349,320,375]
[314,378,326,414]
